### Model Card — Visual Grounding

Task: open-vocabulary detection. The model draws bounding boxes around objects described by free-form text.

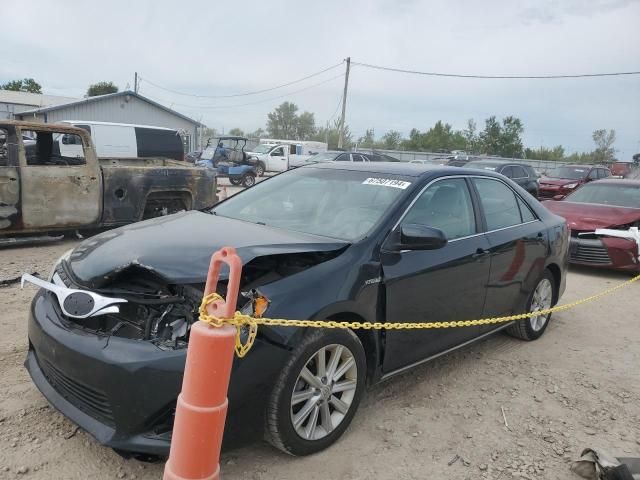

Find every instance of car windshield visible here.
[307,152,339,162]
[565,183,640,208]
[252,144,273,153]
[553,166,589,180]
[211,167,412,241]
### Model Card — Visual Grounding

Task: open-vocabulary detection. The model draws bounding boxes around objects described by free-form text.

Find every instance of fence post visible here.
[163,247,242,480]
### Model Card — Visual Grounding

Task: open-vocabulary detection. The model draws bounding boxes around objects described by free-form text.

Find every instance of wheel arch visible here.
[326,312,381,384]
[545,262,562,305]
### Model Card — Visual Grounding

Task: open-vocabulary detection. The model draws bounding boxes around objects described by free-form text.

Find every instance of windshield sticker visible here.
[362,178,411,189]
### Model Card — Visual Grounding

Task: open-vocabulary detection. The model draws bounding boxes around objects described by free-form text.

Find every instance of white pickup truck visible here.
[247,140,327,174]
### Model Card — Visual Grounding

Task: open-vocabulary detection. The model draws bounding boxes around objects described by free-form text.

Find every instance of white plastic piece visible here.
[593,227,640,260]
[21,273,127,319]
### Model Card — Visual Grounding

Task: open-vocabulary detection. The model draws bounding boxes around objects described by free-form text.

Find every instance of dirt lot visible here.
[0,238,638,479]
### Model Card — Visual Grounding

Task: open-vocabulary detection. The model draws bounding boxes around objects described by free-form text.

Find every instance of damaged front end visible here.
[49,248,344,350]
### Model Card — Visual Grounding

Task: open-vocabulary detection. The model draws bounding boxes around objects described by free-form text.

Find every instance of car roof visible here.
[562,164,607,168]
[466,159,532,167]
[216,136,247,141]
[305,161,472,178]
[590,178,640,187]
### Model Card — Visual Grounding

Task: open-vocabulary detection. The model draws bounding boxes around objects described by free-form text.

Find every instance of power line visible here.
[352,61,640,79]
[141,73,345,110]
[139,61,344,99]
[327,92,344,124]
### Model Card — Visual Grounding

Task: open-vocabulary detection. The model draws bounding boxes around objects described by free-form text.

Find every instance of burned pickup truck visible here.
[0,121,216,242]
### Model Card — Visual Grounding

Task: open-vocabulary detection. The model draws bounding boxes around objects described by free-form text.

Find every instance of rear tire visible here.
[507,270,556,341]
[256,162,266,177]
[265,329,366,456]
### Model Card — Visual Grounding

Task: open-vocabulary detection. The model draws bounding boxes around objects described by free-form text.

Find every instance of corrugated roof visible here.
[18,90,202,127]
[0,90,78,108]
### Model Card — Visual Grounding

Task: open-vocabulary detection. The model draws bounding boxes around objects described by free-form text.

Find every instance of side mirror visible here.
[386,224,448,251]
[552,194,564,201]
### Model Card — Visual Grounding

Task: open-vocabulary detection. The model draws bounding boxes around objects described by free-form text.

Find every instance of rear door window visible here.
[134,127,183,160]
[511,166,528,179]
[501,166,514,178]
[473,178,523,230]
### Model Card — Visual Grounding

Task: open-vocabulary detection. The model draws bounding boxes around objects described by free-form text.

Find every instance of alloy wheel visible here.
[530,278,553,331]
[290,344,358,441]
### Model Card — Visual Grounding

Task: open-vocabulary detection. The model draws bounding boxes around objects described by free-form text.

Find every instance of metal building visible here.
[16,90,201,152]
[0,90,77,119]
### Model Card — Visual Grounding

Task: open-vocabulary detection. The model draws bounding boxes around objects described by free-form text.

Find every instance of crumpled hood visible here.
[539,177,579,187]
[67,211,348,288]
[544,201,640,231]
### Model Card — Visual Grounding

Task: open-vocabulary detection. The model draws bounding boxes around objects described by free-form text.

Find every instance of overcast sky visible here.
[3,0,639,158]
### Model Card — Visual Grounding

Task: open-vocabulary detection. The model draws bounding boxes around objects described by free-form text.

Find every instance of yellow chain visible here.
[199,273,640,357]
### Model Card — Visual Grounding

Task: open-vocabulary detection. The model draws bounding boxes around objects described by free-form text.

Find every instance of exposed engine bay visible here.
[52,249,342,350]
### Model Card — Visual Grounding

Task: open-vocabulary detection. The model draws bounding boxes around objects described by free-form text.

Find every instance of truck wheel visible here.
[242,173,256,188]
[256,162,266,177]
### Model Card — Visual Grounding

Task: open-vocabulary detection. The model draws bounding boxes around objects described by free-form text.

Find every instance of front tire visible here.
[256,162,265,177]
[265,329,366,456]
[507,270,556,341]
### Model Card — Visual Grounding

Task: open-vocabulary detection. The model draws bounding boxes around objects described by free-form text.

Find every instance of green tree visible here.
[357,129,376,148]
[592,129,616,163]
[499,116,524,158]
[86,81,118,97]
[463,119,479,153]
[400,121,466,152]
[524,145,565,161]
[381,130,402,149]
[266,102,316,140]
[228,128,245,137]
[296,111,316,140]
[313,119,352,149]
[1,78,42,93]
[478,116,524,157]
[249,128,265,139]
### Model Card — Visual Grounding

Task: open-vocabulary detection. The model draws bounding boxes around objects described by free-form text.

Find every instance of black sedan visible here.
[466,159,540,197]
[24,163,569,457]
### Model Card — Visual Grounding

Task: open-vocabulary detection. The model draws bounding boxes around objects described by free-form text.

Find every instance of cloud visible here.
[1,0,639,157]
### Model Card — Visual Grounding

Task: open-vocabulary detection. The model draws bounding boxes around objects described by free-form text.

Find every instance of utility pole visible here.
[337,57,351,150]
[134,72,138,93]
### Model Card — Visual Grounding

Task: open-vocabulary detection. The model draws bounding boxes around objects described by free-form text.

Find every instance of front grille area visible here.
[570,238,612,265]
[538,188,557,199]
[38,354,115,426]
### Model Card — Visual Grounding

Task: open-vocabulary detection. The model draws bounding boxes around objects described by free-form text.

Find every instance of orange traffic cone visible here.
[164,247,243,480]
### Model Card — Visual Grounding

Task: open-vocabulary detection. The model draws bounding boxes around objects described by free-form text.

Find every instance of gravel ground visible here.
[0,234,638,479]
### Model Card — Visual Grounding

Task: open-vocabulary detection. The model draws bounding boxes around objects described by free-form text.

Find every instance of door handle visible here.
[472,248,490,259]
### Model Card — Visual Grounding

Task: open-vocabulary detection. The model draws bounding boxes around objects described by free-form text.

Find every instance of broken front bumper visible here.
[569,236,640,271]
[25,289,289,455]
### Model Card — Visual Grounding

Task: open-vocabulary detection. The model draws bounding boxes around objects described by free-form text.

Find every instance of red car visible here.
[610,162,633,178]
[538,165,611,200]
[544,179,640,272]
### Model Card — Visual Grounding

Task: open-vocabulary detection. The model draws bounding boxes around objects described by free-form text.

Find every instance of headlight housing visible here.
[47,248,73,282]
[564,183,578,189]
